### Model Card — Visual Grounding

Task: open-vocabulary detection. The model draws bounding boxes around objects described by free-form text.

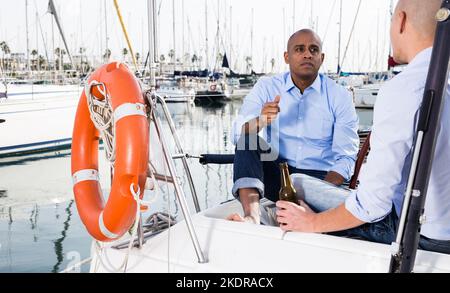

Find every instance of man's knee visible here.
[235,133,271,152]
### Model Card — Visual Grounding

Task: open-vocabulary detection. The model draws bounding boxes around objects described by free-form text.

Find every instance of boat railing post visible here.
[144,90,207,264]
[153,94,201,213]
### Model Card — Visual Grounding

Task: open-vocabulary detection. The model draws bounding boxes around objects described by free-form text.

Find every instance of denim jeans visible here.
[232,134,327,203]
[292,173,450,254]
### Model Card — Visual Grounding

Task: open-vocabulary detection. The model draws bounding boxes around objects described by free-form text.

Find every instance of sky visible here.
[0,0,397,73]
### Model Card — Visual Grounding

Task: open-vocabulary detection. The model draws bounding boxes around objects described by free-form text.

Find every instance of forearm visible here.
[313,204,365,233]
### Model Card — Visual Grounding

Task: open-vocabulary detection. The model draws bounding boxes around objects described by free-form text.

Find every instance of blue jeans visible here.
[232,134,327,203]
[294,174,450,254]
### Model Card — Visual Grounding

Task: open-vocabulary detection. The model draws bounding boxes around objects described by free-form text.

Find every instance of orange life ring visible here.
[209,84,217,91]
[71,62,149,242]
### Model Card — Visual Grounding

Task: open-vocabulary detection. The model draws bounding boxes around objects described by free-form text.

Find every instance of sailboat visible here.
[0,0,82,157]
[0,82,81,157]
[69,0,450,273]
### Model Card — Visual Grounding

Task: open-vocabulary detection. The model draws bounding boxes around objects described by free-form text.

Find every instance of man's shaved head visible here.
[287,29,323,52]
[390,0,442,64]
[396,0,442,41]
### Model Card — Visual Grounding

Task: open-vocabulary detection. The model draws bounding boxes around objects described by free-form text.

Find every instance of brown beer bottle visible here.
[278,162,298,204]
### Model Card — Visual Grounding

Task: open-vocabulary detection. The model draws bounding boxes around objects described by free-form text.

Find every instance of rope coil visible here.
[86,80,116,163]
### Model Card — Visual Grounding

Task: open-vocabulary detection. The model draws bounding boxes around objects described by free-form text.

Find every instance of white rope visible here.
[92,181,159,273]
[59,257,92,273]
[86,80,116,163]
[89,92,175,273]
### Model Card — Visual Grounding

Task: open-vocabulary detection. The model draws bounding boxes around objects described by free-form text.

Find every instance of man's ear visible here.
[284,51,289,64]
[400,11,407,34]
[320,53,325,65]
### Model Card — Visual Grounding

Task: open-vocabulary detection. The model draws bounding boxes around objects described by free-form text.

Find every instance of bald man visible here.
[276,0,450,254]
[228,29,359,224]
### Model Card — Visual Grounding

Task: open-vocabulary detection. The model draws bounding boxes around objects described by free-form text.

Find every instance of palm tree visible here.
[135,52,141,65]
[168,49,175,63]
[38,55,46,70]
[31,49,38,71]
[122,48,128,61]
[103,49,112,62]
[54,47,61,70]
[78,47,86,74]
[245,56,253,73]
[0,41,11,71]
[191,54,198,69]
[191,54,198,64]
[270,58,276,73]
[61,49,67,69]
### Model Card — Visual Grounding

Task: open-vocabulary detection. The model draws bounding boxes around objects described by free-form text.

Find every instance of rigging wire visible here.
[321,0,337,46]
[338,0,363,76]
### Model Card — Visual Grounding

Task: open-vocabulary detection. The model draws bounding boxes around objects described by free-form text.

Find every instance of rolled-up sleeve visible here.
[329,89,359,180]
[345,81,420,223]
[231,80,268,144]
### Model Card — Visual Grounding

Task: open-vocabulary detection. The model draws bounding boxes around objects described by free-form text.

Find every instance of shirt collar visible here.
[284,72,322,94]
[408,47,432,68]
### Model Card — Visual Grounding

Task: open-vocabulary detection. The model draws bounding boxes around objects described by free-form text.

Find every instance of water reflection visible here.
[52,200,74,273]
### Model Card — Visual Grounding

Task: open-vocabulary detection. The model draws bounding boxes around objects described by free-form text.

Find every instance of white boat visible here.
[195,79,233,104]
[0,82,82,156]
[89,198,450,273]
[80,94,450,274]
[352,84,382,109]
[157,85,195,104]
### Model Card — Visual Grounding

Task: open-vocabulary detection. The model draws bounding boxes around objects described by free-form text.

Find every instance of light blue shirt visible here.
[345,47,450,240]
[232,72,359,180]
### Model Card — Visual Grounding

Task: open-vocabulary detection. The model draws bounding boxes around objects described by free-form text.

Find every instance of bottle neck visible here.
[280,164,292,187]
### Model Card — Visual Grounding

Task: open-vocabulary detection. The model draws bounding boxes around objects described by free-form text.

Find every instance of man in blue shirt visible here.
[276,0,450,254]
[227,29,359,224]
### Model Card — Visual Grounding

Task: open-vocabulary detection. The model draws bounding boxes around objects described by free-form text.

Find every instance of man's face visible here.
[284,32,324,80]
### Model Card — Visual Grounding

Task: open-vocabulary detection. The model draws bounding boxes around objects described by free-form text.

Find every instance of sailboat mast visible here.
[229,5,232,69]
[283,7,286,48]
[205,0,209,70]
[182,0,185,69]
[251,8,254,70]
[292,0,295,33]
[147,0,158,89]
[337,0,342,74]
[35,10,39,72]
[25,0,31,76]
[51,10,55,80]
[172,0,176,74]
[105,0,109,56]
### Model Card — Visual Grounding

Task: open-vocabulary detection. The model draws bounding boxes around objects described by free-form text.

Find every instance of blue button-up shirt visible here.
[232,72,359,180]
[345,47,450,240]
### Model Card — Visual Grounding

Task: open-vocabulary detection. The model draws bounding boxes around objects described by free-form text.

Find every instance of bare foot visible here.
[226,213,258,224]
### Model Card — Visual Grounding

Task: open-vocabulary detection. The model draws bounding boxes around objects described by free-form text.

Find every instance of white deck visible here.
[90,200,450,273]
